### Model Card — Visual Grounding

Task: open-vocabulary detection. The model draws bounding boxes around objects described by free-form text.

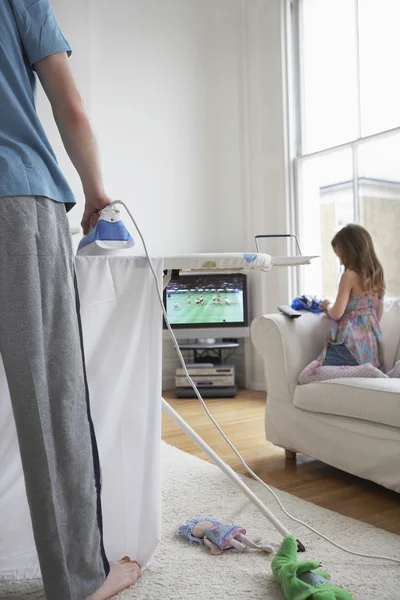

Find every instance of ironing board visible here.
[0,242,317,581]
[0,255,163,580]
[162,252,317,272]
[161,252,317,288]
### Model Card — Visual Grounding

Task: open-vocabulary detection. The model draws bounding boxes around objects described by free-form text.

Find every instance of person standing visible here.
[0,1,140,598]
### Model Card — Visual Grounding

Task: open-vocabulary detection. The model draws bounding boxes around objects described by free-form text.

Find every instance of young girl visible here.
[299,224,390,384]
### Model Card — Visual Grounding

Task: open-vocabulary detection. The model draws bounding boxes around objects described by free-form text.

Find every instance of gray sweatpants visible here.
[0,197,109,599]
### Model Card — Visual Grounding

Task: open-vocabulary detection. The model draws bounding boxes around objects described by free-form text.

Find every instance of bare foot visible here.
[88,557,141,600]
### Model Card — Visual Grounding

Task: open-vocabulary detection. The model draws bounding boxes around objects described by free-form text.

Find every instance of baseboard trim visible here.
[162,377,175,392]
[247,379,266,392]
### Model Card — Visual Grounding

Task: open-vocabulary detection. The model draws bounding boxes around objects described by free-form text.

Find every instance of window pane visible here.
[301,0,358,153]
[359,0,400,136]
[358,133,400,297]
[298,149,354,299]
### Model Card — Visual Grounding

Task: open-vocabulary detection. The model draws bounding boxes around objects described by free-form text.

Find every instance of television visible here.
[163,273,249,339]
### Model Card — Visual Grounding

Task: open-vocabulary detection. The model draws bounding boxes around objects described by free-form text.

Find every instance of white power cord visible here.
[112,200,400,565]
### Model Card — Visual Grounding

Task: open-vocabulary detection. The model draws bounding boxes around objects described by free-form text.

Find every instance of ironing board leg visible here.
[162,397,291,539]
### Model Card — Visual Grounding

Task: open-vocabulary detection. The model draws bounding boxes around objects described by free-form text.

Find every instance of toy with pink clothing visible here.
[178,516,274,555]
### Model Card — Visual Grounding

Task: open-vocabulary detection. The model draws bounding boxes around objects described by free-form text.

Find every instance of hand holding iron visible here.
[81,194,112,235]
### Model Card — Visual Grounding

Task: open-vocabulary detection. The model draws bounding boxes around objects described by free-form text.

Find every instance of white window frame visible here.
[290,0,400,292]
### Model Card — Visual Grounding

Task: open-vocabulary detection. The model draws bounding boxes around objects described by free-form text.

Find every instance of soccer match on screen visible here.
[164,274,246,326]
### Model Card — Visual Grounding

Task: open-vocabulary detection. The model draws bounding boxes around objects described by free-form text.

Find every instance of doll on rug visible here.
[178,516,274,555]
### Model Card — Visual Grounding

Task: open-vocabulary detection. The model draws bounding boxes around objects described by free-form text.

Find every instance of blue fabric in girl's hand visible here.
[291,295,324,314]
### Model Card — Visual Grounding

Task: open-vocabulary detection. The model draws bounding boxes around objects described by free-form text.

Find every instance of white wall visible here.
[38,0,293,391]
[39,0,250,253]
[161,0,294,390]
[88,0,258,254]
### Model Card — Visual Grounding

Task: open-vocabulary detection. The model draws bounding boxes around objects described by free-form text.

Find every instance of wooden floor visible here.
[162,389,400,536]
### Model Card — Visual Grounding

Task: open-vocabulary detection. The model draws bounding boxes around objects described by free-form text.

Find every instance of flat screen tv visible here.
[163,273,248,330]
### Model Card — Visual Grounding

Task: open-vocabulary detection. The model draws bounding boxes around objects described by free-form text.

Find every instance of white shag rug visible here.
[2,442,400,600]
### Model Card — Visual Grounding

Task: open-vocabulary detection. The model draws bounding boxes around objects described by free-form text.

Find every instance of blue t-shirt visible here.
[0,0,75,210]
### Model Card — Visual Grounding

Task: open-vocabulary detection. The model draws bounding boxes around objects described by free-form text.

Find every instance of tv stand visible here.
[178,340,239,365]
[175,361,238,398]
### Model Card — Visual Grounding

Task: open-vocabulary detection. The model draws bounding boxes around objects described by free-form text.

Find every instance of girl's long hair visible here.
[331,224,385,297]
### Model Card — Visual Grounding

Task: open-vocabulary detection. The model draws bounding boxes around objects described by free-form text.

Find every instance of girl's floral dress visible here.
[299,295,385,384]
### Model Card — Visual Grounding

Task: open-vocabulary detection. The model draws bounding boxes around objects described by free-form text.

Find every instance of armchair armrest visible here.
[251,312,330,402]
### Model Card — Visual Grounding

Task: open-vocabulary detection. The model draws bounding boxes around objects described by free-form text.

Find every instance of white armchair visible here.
[251,308,400,492]
[251,312,330,405]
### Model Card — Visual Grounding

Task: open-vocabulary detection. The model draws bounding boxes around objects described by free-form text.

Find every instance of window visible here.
[293,0,400,298]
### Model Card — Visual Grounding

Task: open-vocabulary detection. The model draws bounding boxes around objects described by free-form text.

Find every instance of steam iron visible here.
[77,205,135,255]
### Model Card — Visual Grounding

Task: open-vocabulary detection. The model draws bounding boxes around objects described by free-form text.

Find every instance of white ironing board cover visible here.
[163,253,317,271]
[0,256,162,580]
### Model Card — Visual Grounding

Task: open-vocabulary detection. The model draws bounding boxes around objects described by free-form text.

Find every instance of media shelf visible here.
[178,341,239,365]
[175,385,237,398]
[175,362,238,398]
[163,271,247,397]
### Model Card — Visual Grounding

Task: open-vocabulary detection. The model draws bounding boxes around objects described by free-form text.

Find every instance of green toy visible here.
[272,535,354,600]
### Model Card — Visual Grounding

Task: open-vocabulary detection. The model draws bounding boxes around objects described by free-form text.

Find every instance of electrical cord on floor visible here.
[112,200,400,565]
